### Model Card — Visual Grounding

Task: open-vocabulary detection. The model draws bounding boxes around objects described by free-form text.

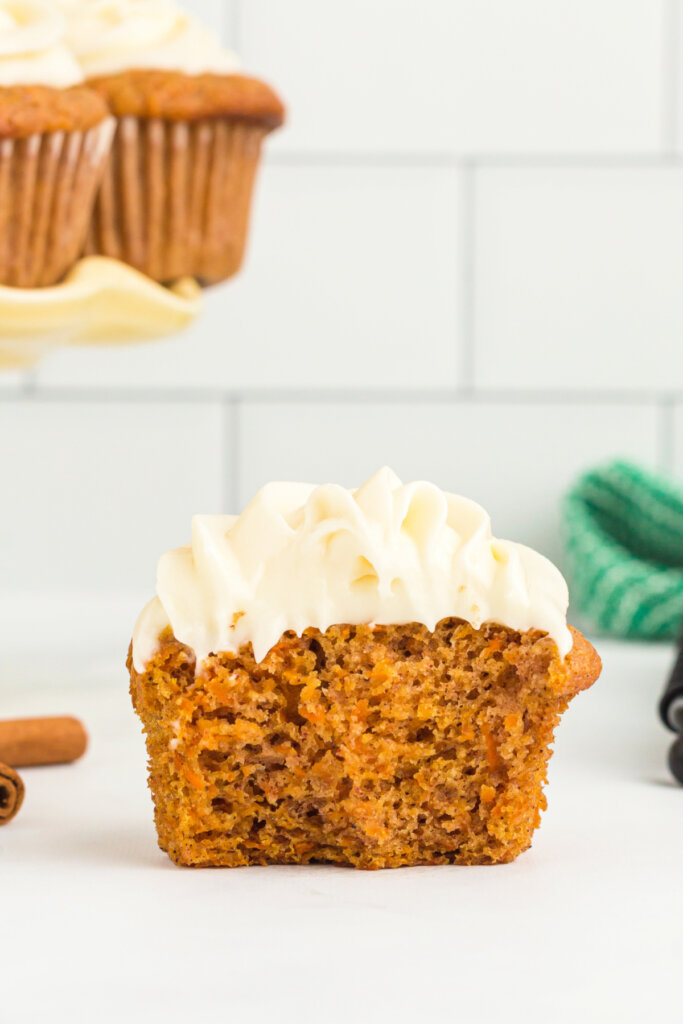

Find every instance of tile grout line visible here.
[456,162,476,391]
[228,395,242,512]
[663,0,680,155]
[220,395,231,511]
[658,396,677,472]
[266,151,683,170]
[229,0,242,52]
[4,386,680,405]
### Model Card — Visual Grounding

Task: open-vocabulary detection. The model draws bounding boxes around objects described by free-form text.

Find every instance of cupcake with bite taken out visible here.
[129,468,601,869]
[58,0,284,285]
[0,0,113,287]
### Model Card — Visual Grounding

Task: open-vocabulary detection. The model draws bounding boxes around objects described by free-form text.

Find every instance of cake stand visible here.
[0,256,202,370]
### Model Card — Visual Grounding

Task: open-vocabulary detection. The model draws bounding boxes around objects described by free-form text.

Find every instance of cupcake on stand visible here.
[60,0,284,284]
[0,0,113,288]
[0,0,284,368]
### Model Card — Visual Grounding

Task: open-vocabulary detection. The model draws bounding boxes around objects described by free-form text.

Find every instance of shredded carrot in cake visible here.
[129,619,600,869]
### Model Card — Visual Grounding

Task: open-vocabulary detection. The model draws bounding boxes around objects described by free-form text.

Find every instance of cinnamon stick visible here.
[0,762,24,825]
[0,717,87,768]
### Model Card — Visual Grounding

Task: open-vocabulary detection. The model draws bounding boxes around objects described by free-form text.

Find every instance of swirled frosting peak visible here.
[57,0,239,78]
[0,0,83,86]
[132,468,573,671]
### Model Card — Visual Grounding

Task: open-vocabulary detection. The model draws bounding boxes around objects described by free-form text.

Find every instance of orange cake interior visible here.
[129,617,600,869]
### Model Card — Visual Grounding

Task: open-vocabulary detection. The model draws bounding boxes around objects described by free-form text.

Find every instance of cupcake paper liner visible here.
[0,117,115,288]
[86,116,268,285]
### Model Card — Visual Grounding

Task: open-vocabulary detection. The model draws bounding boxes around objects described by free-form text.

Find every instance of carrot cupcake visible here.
[0,0,113,287]
[129,468,601,870]
[59,0,284,284]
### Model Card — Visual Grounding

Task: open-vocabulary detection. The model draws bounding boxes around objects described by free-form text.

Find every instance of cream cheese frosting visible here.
[56,0,239,78]
[132,468,573,672]
[0,0,83,87]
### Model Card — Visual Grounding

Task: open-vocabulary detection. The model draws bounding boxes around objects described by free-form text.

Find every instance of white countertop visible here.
[2,597,681,1024]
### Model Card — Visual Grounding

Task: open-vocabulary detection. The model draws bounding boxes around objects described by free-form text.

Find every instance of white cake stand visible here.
[0,256,202,370]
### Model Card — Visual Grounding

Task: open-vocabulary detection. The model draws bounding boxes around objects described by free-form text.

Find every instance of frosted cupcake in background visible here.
[0,0,113,287]
[58,0,284,285]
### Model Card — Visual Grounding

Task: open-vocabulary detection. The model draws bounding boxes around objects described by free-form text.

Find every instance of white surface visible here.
[242,0,664,155]
[1,597,681,1024]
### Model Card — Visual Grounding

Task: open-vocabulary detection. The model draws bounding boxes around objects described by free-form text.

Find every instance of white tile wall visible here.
[242,0,665,156]
[238,399,660,567]
[191,0,232,39]
[671,402,683,473]
[0,370,26,390]
[36,166,461,391]
[0,399,228,594]
[474,168,683,393]
[4,1,683,595]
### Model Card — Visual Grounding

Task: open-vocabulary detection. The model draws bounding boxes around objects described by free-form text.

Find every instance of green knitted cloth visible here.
[563,461,683,640]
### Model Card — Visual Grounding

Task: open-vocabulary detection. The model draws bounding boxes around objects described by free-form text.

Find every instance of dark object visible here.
[668,738,683,785]
[0,762,24,825]
[659,640,683,783]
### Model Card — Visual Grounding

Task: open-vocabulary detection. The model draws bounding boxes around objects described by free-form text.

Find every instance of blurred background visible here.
[1,0,679,609]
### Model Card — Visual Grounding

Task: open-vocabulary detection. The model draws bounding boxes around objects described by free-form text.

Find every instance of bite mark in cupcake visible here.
[129,469,601,869]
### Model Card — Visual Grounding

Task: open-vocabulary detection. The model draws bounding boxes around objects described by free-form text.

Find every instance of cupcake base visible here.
[86,116,267,285]
[129,618,600,869]
[0,118,114,288]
